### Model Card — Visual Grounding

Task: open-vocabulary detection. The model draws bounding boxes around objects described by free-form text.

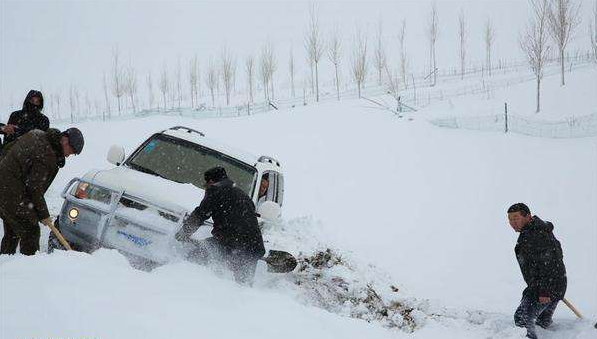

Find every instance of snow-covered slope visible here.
[1,69,596,339]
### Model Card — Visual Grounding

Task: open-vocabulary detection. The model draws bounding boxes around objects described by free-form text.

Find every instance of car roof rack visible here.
[258,155,281,167]
[167,126,205,137]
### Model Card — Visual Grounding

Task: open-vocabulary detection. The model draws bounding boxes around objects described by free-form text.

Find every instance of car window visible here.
[125,134,257,196]
[259,171,284,206]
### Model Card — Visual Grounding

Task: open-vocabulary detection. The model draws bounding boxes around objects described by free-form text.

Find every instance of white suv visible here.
[50,126,284,264]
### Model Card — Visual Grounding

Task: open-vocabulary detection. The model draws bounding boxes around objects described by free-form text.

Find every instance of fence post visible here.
[504,102,508,133]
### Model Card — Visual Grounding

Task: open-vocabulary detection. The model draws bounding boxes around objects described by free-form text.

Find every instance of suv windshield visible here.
[125,134,257,196]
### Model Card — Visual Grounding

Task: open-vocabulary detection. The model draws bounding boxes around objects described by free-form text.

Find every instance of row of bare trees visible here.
[37,0,594,121]
[520,0,583,112]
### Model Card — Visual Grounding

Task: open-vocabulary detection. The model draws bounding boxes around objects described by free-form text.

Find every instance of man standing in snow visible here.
[507,203,567,339]
[175,166,266,285]
[0,90,50,157]
[0,128,84,255]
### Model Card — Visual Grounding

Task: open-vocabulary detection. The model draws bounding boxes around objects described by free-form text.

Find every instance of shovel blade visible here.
[263,250,297,273]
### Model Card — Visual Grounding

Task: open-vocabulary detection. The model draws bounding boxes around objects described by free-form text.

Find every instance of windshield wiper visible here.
[129,162,187,184]
[130,163,166,179]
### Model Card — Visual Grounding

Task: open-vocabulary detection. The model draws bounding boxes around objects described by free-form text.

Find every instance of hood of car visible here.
[87,166,205,214]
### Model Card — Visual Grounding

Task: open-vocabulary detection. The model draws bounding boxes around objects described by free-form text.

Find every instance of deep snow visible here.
[1,67,596,339]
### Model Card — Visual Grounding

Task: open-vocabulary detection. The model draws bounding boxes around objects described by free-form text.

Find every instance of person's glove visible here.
[41,217,54,228]
[175,230,191,242]
[2,124,17,135]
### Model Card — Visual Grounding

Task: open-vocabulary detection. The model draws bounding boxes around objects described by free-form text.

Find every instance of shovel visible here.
[562,298,583,319]
[262,250,297,273]
[45,219,73,251]
[184,237,297,273]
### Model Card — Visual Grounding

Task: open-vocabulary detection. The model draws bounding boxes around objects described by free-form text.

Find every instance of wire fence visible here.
[50,52,595,139]
[429,112,597,139]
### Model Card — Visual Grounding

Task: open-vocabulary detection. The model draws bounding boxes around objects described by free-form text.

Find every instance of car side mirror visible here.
[107,145,125,166]
[257,201,282,223]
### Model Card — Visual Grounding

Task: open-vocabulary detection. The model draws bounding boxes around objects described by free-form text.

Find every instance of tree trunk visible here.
[315,61,320,102]
[310,62,315,94]
[335,64,340,101]
[536,77,541,113]
[488,47,492,76]
[191,88,194,108]
[432,44,437,86]
[560,48,565,86]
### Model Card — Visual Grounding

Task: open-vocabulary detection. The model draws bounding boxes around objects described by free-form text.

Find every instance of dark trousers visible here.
[188,237,259,285]
[0,217,40,255]
[514,294,559,339]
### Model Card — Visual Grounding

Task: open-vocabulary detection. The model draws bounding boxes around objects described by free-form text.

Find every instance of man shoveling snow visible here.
[175,167,266,285]
[507,203,567,339]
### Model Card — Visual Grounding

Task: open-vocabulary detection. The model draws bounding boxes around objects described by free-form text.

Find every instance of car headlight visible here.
[72,182,111,204]
[68,207,79,221]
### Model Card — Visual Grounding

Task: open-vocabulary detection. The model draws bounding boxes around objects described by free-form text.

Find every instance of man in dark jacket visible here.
[175,167,266,285]
[0,127,84,255]
[1,90,49,157]
[507,203,567,339]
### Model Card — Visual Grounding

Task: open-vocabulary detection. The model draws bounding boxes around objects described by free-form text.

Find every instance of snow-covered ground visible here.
[1,67,596,339]
[422,66,597,120]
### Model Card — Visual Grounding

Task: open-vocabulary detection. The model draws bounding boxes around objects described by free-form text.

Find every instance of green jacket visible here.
[0,129,64,225]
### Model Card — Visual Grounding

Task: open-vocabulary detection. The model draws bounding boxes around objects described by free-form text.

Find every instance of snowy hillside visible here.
[1,67,596,339]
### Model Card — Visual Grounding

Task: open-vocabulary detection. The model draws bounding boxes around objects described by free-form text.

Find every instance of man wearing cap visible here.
[175,166,266,285]
[0,127,84,255]
[1,90,49,157]
[507,203,567,339]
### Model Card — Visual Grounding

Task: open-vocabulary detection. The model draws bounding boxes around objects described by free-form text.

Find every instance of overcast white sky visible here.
[0,0,593,116]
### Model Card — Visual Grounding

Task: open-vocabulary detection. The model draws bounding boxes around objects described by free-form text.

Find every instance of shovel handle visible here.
[562,298,583,319]
[47,221,73,251]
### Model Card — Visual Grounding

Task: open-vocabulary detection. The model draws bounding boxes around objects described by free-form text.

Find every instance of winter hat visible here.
[204,166,228,183]
[63,127,85,154]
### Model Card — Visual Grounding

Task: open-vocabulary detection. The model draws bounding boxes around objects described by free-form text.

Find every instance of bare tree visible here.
[68,84,77,122]
[398,19,408,87]
[123,66,137,112]
[221,47,235,106]
[189,56,199,108]
[206,60,218,107]
[351,26,368,98]
[289,48,296,98]
[591,1,597,64]
[175,57,182,108]
[259,46,271,102]
[53,92,61,120]
[266,42,277,101]
[327,26,342,100]
[111,48,124,114]
[74,86,80,118]
[384,64,402,113]
[102,72,111,119]
[427,2,439,86]
[305,3,325,101]
[147,72,155,111]
[484,18,496,76]
[458,10,467,80]
[84,92,91,117]
[373,18,387,86]
[245,55,255,103]
[159,65,169,111]
[520,0,551,113]
[547,0,581,85]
